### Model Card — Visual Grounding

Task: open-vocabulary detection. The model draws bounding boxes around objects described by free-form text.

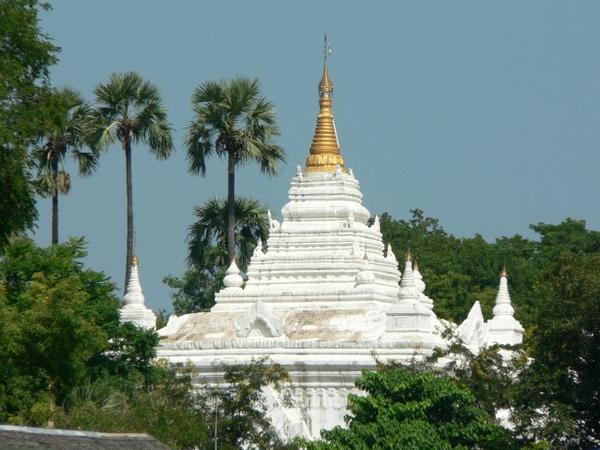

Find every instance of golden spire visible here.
[131,255,139,266]
[500,263,508,278]
[306,33,345,173]
[406,248,412,261]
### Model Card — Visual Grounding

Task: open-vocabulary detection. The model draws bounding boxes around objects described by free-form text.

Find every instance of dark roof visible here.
[0,425,170,449]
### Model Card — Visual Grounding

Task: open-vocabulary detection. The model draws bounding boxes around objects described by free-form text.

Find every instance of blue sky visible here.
[37,1,600,311]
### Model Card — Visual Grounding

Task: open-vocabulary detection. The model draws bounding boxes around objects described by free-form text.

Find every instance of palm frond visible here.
[72,150,98,177]
[55,170,71,194]
[186,197,269,270]
[93,72,173,158]
[34,173,54,197]
[185,121,215,175]
[186,77,286,177]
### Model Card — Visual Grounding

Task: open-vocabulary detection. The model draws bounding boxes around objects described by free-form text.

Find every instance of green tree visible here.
[307,365,512,449]
[186,77,285,262]
[32,87,97,244]
[188,197,269,270]
[207,357,291,450]
[164,197,269,315]
[54,358,292,450]
[379,209,540,327]
[54,362,210,449]
[513,252,600,449]
[0,238,157,424]
[91,72,174,290]
[0,0,59,248]
[163,247,226,314]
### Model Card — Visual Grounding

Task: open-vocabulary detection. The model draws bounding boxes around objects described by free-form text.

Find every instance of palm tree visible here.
[32,87,97,244]
[185,77,285,263]
[91,72,173,290]
[187,197,269,271]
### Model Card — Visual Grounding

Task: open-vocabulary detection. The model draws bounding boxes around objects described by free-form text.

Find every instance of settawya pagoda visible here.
[141,36,524,441]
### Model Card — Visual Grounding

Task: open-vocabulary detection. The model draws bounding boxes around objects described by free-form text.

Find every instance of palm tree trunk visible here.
[124,140,134,293]
[227,152,236,262]
[51,157,59,245]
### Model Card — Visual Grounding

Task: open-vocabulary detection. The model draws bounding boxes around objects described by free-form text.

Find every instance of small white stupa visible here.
[119,256,156,330]
[486,265,524,345]
[457,265,524,351]
[413,258,434,310]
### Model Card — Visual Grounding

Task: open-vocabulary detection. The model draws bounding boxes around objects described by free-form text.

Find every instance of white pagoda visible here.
[119,256,156,330]
[157,46,524,440]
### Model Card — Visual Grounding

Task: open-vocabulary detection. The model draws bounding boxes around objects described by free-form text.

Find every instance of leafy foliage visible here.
[206,357,292,450]
[53,358,292,450]
[165,196,268,315]
[187,197,269,270]
[512,252,600,449]
[163,248,226,314]
[0,0,59,248]
[0,238,157,424]
[32,87,97,192]
[185,77,285,176]
[91,72,174,157]
[54,362,209,450]
[31,87,97,243]
[379,210,598,331]
[306,365,512,449]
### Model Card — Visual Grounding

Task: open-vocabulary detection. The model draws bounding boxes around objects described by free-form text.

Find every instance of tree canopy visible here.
[0,0,59,248]
[306,365,512,450]
[0,238,157,424]
[164,196,269,315]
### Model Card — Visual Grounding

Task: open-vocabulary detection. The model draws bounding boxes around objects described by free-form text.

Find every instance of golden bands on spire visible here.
[306,34,344,173]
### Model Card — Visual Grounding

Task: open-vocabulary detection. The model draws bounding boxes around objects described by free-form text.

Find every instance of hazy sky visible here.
[37,1,600,312]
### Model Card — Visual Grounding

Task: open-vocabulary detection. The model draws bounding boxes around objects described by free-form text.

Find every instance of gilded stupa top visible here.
[306,33,345,173]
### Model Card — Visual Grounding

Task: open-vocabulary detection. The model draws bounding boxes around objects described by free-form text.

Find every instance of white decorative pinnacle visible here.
[413,260,426,294]
[355,253,376,286]
[486,267,523,346]
[399,257,419,301]
[347,210,355,226]
[384,245,396,270]
[124,260,145,306]
[267,209,280,231]
[493,270,515,317]
[253,238,264,259]
[223,259,244,289]
[372,215,380,233]
[120,257,156,330]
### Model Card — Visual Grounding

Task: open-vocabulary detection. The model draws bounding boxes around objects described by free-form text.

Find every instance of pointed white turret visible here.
[382,251,439,346]
[413,259,434,310]
[398,251,419,301]
[119,256,156,329]
[355,252,376,286]
[385,244,398,267]
[457,301,486,352]
[253,239,264,259]
[223,259,244,290]
[413,259,425,293]
[372,215,380,234]
[486,266,524,346]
